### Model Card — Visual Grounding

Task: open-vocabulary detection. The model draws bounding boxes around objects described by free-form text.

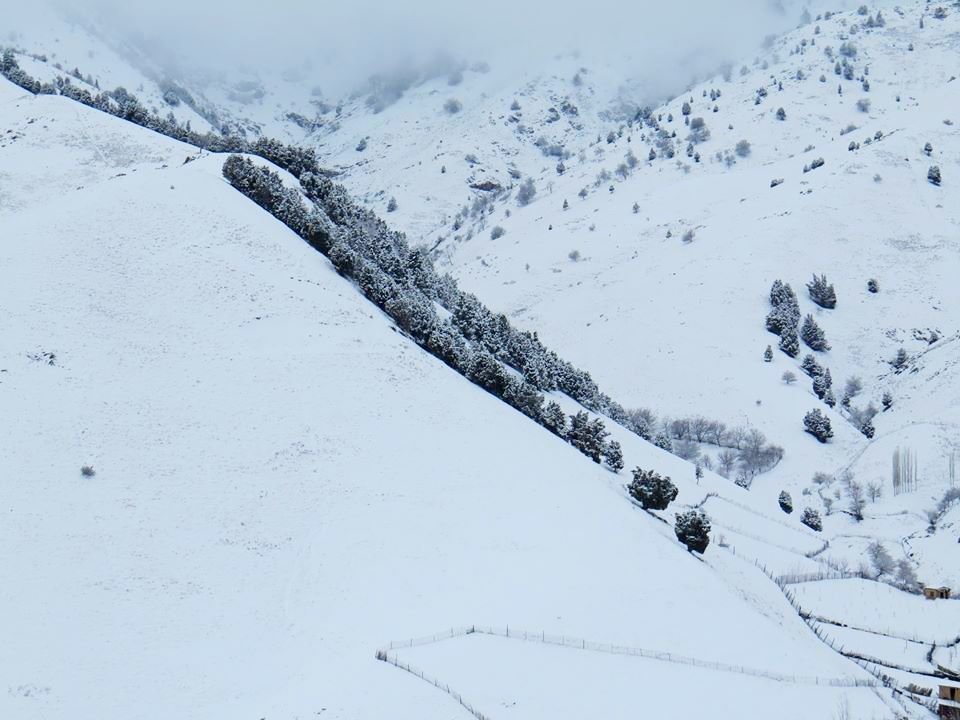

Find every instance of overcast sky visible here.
[21,0,857,99]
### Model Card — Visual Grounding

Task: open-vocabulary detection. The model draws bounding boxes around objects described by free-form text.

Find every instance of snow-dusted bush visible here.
[674,509,711,553]
[801,507,822,531]
[890,348,909,372]
[628,468,678,510]
[443,98,463,114]
[778,491,793,514]
[386,197,398,213]
[867,278,879,293]
[516,178,537,206]
[841,376,863,406]
[735,139,752,157]
[687,117,710,144]
[604,440,624,472]
[928,165,942,186]
[490,226,505,240]
[848,481,866,520]
[80,465,96,478]
[782,371,797,385]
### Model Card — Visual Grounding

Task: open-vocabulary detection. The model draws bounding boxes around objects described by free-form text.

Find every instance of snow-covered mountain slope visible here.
[0,81,903,720]
[4,1,960,716]
[397,0,960,564]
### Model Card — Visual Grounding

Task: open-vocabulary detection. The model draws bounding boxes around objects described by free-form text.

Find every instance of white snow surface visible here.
[0,86,892,719]
[3,1,960,716]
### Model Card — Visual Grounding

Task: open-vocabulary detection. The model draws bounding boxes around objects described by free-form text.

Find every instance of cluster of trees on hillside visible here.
[655,414,784,481]
[225,155,636,468]
[627,468,710,553]
[0,47,791,478]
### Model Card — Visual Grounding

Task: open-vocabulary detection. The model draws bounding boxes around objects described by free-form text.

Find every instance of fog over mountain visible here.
[6,0,848,99]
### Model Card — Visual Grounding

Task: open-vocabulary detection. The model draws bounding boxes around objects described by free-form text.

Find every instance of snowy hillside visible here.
[3,0,960,718]
[0,79,903,720]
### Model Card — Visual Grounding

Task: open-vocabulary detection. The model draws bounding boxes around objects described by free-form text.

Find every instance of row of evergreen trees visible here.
[224,155,632,468]
[0,48,777,474]
[766,279,832,357]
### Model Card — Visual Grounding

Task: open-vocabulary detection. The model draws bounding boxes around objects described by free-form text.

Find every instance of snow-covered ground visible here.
[3,0,960,717]
[0,83,901,720]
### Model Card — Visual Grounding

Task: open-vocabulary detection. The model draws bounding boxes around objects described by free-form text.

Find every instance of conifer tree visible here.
[801,507,822,531]
[779,326,800,357]
[778,491,793,514]
[800,314,830,351]
[603,440,624,472]
[807,274,837,309]
[674,509,711,553]
[628,468,678,510]
[803,409,833,442]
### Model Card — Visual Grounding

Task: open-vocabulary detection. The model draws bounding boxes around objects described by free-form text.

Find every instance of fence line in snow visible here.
[375,646,490,720]
[471,624,876,687]
[376,624,877,689]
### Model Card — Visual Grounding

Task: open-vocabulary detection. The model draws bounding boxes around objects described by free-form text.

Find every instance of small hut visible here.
[924,586,952,600]
[939,679,960,719]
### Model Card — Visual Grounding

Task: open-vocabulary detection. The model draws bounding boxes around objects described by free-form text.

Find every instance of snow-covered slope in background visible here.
[0,81,898,720]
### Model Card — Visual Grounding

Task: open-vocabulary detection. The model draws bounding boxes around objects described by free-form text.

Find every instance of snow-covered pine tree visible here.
[674,509,711,553]
[812,367,832,399]
[891,348,909,372]
[567,411,609,463]
[807,274,837,309]
[779,326,800,357]
[542,401,568,437]
[801,354,823,377]
[800,314,830,351]
[778,491,794,514]
[763,345,774,362]
[627,468,678,510]
[653,432,673,453]
[803,409,833,442]
[800,507,822,531]
[603,440,624,472]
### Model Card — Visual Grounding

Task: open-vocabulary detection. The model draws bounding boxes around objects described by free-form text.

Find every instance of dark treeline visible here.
[223,154,624,470]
